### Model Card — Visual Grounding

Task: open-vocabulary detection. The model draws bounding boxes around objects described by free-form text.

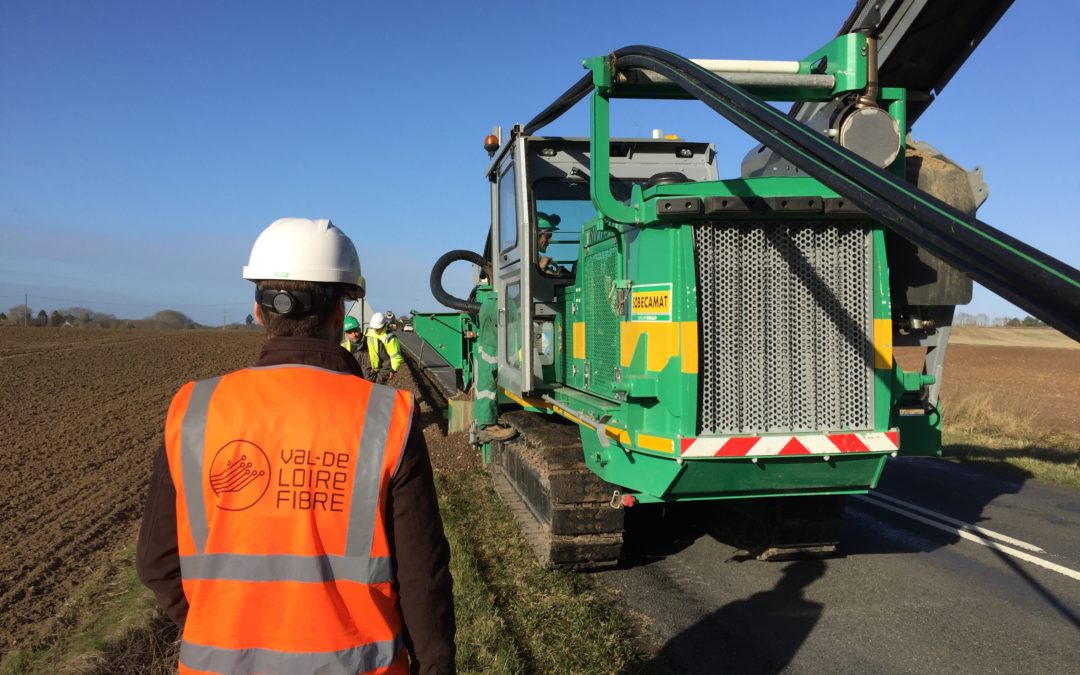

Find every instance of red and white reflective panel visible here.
[679,431,899,457]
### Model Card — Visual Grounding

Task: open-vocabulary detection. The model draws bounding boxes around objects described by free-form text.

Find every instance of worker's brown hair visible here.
[256,280,338,338]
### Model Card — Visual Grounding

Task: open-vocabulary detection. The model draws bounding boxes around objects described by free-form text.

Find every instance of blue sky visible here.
[1,1,1076,325]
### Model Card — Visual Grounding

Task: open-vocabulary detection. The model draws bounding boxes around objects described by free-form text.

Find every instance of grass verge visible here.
[38,390,1076,673]
[439,468,642,674]
[5,469,641,674]
[0,544,178,675]
[942,393,1080,489]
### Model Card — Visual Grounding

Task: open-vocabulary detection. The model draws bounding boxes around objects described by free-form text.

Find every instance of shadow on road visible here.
[849,456,1033,556]
[621,502,726,565]
[851,456,1079,629]
[617,451,1079,671]
[641,559,826,675]
[947,440,1080,471]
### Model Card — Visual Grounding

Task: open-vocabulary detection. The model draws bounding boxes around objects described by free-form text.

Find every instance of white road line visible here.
[852,495,1080,582]
[867,492,1046,553]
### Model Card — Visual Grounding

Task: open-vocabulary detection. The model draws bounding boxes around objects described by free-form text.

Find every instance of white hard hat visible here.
[370,312,387,329]
[243,218,366,298]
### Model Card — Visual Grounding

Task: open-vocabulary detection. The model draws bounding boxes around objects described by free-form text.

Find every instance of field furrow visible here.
[0,329,262,650]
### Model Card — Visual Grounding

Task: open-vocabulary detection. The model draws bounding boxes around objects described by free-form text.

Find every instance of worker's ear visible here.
[326,298,346,336]
[253,302,264,326]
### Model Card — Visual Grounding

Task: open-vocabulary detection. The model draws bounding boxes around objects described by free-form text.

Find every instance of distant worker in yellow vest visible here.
[384,310,398,331]
[366,312,403,385]
[136,217,455,674]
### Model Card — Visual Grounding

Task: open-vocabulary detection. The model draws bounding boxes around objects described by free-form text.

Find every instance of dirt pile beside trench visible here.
[388,356,479,475]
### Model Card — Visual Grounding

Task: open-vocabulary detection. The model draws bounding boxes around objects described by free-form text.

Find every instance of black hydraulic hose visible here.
[607,46,1080,340]
[430,250,489,313]
[524,74,592,136]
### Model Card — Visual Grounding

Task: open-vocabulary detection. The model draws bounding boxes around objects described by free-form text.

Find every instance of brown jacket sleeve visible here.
[136,443,188,627]
[390,412,456,674]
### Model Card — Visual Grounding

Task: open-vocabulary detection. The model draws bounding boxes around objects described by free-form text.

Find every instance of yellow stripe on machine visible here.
[680,322,698,374]
[573,322,585,360]
[500,388,549,412]
[620,321,698,373]
[636,433,674,454]
[605,425,631,444]
[874,317,893,369]
[500,388,630,444]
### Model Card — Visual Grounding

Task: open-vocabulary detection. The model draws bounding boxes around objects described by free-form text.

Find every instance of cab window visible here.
[533,179,588,278]
[498,163,517,252]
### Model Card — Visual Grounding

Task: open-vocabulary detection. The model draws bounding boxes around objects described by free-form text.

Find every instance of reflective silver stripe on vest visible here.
[176,369,399,582]
[180,636,401,675]
[476,346,498,365]
[180,552,393,584]
[346,384,397,557]
[181,377,221,554]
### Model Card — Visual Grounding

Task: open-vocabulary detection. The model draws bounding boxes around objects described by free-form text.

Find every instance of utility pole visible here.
[223,309,226,330]
[24,293,28,327]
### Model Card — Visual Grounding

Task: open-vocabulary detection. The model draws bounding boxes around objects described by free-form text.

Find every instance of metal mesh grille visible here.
[585,241,620,393]
[694,221,874,435]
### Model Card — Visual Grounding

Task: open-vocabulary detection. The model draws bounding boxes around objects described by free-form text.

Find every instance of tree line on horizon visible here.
[953,312,1047,328]
[2,303,1046,331]
[2,305,258,330]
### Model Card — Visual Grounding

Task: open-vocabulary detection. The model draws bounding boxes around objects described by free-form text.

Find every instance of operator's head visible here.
[243,218,365,340]
[537,212,560,251]
[343,315,361,342]
[370,312,387,332]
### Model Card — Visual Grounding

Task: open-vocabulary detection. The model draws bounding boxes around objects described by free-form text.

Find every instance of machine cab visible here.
[487,128,717,397]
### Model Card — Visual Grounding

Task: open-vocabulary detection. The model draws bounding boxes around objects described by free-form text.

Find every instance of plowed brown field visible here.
[0,326,1074,660]
[941,344,1080,432]
[898,327,1080,433]
[0,328,262,652]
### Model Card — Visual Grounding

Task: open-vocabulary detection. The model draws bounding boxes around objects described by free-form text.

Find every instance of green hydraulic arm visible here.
[526,47,1080,341]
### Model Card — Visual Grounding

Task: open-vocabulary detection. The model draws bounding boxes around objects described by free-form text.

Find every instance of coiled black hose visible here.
[430,249,490,313]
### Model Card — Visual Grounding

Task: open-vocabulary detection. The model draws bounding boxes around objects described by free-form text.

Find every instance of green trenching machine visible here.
[412,1,1080,567]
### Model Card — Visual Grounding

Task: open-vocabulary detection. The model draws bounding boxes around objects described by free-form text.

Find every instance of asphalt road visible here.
[597,457,1080,674]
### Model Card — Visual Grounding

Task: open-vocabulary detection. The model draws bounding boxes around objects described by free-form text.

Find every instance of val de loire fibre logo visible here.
[209,440,271,510]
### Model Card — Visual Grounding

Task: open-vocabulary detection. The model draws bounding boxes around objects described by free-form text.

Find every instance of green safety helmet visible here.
[537,212,561,232]
[343,316,360,332]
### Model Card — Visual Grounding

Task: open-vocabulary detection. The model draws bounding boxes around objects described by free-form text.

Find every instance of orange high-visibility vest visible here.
[164,364,414,675]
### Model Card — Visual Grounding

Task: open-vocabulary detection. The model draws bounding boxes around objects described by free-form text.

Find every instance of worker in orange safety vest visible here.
[136,217,455,674]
